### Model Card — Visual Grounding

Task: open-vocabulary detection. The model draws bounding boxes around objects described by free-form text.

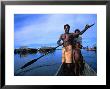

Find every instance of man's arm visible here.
[73,24,94,37]
[79,24,94,35]
[57,35,63,46]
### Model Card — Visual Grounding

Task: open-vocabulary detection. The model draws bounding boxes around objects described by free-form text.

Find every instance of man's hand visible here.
[57,39,63,46]
[85,24,91,29]
[59,43,63,46]
[85,23,95,30]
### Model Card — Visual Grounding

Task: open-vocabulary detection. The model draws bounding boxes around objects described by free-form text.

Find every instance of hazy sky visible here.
[14,14,97,48]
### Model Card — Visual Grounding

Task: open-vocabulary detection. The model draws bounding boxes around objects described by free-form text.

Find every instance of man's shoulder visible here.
[61,33,74,36]
[69,33,75,35]
[72,33,79,35]
[60,34,65,36]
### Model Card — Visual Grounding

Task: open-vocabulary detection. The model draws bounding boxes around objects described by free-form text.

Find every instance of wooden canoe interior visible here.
[55,63,96,76]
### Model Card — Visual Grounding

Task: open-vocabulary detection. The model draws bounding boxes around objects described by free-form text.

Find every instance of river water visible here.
[14,49,97,76]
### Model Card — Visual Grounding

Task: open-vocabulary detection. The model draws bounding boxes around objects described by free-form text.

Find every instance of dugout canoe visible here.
[55,62,96,76]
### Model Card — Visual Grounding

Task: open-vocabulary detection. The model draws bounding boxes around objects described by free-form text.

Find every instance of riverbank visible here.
[14,47,56,54]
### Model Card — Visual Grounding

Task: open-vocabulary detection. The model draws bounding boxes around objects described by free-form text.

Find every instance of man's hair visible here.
[64,24,70,29]
[75,29,80,33]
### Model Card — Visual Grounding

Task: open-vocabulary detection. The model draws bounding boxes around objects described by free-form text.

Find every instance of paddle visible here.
[89,23,95,28]
[20,45,61,70]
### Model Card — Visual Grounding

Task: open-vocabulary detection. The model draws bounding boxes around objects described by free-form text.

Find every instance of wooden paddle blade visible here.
[21,59,37,69]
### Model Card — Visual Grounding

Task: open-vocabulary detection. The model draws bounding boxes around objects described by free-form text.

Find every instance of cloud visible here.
[14,14,97,48]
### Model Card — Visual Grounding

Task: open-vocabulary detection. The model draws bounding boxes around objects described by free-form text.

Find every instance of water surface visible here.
[14,49,97,76]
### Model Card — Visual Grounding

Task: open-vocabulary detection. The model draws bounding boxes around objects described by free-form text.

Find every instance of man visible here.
[73,24,94,75]
[73,29,84,75]
[74,29,82,49]
[57,24,93,76]
[57,24,75,76]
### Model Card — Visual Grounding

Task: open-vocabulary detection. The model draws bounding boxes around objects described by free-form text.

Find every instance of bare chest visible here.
[62,34,72,41]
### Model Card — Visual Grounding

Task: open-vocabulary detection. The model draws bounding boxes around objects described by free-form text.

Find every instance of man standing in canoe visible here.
[57,24,75,76]
[57,24,93,76]
[73,24,94,75]
[73,29,84,75]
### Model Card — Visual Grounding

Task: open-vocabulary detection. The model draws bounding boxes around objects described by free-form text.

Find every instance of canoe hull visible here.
[55,63,96,76]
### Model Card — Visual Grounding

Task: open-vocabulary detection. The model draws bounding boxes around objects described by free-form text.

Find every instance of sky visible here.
[14,14,97,48]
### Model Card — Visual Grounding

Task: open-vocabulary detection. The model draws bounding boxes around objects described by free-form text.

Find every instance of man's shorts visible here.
[62,45,74,63]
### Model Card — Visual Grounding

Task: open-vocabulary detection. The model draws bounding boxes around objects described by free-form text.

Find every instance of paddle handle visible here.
[90,23,95,27]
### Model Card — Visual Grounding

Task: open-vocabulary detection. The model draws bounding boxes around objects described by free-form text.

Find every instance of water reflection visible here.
[15,63,60,76]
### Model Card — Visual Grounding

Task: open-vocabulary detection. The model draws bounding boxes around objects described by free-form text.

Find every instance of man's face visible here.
[65,26,70,33]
